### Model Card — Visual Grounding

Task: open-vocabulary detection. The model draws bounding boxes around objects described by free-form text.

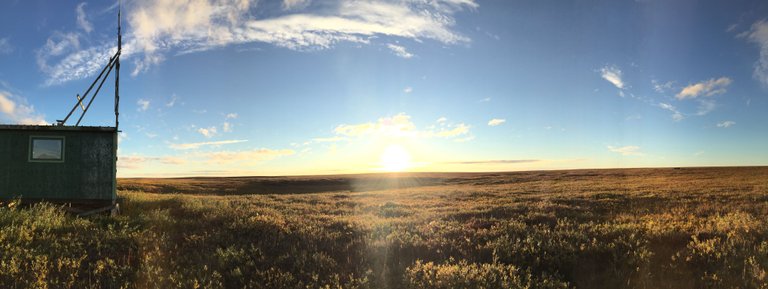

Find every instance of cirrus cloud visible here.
[716,120,735,128]
[600,65,625,89]
[197,126,218,138]
[39,0,478,85]
[169,139,248,150]
[487,118,505,126]
[607,145,643,156]
[332,112,470,140]
[387,43,414,58]
[118,147,294,172]
[0,38,13,54]
[746,20,768,86]
[675,77,732,100]
[76,3,93,33]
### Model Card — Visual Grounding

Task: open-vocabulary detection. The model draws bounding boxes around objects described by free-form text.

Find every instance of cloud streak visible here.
[118,155,187,169]
[659,103,684,121]
[716,120,735,128]
[0,38,12,54]
[607,145,642,156]
[600,65,625,89]
[0,91,47,125]
[443,159,539,165]
[676,77,732,100]
[76,3,93,33]
[283,0,311,10]
[334,113,417,138]
[747,20,768,86]
[137,99,150,111]
[387,43,414,58]
[196,148,295,165]
[487,118,505,126]
[40,0,478,85]
[197,126,218,138]
[331,113,471,142]
[118,147,294,170]
[169,139,248,150]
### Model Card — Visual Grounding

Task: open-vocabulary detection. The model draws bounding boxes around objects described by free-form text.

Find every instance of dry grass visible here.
[2,167,768,288]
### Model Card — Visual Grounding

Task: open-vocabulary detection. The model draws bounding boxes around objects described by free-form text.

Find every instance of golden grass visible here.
[2,167,768,288]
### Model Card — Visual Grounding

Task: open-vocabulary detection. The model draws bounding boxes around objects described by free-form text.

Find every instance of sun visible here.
[379,144,412,172]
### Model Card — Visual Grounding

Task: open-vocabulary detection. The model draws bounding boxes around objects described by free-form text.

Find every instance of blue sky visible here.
[1,0,767,177]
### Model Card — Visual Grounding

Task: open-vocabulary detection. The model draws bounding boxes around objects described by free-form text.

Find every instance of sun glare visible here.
[380,144,412,172]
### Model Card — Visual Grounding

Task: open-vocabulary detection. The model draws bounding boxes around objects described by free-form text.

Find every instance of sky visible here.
[1,0,767,177]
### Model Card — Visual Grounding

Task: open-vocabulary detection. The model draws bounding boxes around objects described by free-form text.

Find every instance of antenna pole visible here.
[76,61,116,126]
[58,54,117,125]
[115,0,122,131]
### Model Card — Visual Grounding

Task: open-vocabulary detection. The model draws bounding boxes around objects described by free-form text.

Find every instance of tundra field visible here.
[2,167,768,289]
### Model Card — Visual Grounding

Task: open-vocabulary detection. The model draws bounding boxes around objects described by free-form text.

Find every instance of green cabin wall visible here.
[0,126,116,202]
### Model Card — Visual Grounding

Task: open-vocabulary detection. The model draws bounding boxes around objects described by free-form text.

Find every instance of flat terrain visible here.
[2,167,768,288]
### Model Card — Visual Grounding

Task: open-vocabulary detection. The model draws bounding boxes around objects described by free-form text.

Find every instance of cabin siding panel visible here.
[0,126,116,202]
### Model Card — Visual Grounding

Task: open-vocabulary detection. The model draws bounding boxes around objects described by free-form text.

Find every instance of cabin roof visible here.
[0,124,117,132]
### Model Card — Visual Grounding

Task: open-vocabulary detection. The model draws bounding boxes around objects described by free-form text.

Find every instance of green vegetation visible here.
[1,167,768,288]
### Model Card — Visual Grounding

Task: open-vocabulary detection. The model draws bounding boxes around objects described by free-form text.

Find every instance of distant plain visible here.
[2,167,768,288]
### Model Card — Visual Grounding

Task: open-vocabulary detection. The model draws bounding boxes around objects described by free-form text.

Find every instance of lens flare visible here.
[380,144,411,172]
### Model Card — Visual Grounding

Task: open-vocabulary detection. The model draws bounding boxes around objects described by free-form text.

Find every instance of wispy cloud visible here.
[197,126,218,138]
[387,43,414,58]
[453,135,475,142]
[335,122,379,137]
[225,113,238,119]
[335,113,416,137]
[117,155,187,169]
[652,79,674,93]
[600,65,625,89]
[403,86,413,93]
[283,0,311,10]
[35,31,102,86]
[0,90,48,125]
[431,123,470,137]
[166,94,178,107]
[695,99,716,116]
[607,145,643,156]
[222,122,233,132]
[137,99,150,111]
[716,120,736,128]
[197,148,295,165]
[169,139,248,150]
[675,77,732,100]
[119,147,293,171]
[659,103,684,121]
[746,20,768,86]
[40,0,477,85]
[487,118,505,126]
[76,3,93,33]
[444,159,539,165]
[333,113,470,140]
[0,38,13,54]
[625,114,642,121]
[312,136,344,142]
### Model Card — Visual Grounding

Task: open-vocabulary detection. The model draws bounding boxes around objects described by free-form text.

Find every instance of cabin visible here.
[0,9,122,216]
[0,124,117,210]
[0,9,124,215]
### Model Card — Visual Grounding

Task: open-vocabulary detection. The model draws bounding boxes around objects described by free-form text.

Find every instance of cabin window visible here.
[29,136,65,162]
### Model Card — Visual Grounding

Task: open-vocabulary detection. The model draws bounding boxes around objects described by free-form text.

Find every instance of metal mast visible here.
[56,3,122,128]
[115,2,121,130]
